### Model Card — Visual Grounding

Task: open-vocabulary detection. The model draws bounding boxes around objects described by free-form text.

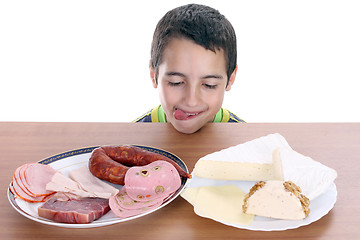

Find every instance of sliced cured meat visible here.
[88,145,191,185]
[11,176,51,202]
[38,197,110,224]
[46,172,92,198]
[13,164,36,198]
[108,161,181,219]
[68,166,119,198]
[11,163,56,202]
[23,163,57,197]
[125,161,181,201]
[46,168,119,199]
[109,188,163,218]
[112,187,165,210]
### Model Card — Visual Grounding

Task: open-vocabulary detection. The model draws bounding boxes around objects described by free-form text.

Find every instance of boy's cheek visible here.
[158,86,178,104]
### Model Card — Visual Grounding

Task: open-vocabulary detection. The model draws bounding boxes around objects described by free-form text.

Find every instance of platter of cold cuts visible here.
[7,145,191,228]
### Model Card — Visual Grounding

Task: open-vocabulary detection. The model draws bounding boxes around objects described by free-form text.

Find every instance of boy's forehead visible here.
[160,37,227,77]
[164,36,225,55]
[162,37,226,66]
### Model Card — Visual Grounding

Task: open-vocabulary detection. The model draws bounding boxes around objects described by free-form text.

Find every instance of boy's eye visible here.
[203,83,217,89]
[168,81,183,87]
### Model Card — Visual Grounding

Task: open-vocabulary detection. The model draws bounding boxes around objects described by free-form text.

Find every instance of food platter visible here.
[184,173,337,231]
[7,145,189,228]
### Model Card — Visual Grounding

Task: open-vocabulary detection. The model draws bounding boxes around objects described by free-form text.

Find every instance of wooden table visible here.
[1,122,359,240]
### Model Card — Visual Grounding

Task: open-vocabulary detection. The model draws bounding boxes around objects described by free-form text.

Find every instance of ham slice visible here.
[46,172,93,198]
[68,166,119,198]
[38,196,110,224]
[11,163,56,202]
[23,163,57,196]
[46,167,119,199]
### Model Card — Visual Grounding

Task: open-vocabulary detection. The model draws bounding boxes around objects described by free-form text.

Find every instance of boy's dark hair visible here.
[150,4,237,85]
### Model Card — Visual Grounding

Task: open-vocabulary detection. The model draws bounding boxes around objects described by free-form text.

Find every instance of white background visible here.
[1,0,359,122]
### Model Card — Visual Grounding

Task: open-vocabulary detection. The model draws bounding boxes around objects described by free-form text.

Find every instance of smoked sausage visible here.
[88,145,191,185]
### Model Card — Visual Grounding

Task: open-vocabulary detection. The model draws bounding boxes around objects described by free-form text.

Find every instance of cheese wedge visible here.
[193,147,283,181]
[181,185,254,225]
[243,180,310,220]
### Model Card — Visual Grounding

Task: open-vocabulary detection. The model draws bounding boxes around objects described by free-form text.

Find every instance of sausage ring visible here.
[88,145,191,185]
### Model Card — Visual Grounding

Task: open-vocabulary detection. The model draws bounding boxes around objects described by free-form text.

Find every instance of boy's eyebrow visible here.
[201,74,224,80]
[166,71,224,80]
[166,71,186,78]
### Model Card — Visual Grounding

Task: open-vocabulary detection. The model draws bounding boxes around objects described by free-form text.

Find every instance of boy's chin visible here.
[171,121,203,134]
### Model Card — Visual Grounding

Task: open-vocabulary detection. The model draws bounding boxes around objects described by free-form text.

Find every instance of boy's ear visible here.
[225,65,238,91]
[149,62,158,88]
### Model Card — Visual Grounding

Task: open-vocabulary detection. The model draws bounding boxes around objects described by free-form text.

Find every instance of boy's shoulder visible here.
[221,108,246,123]
[133,109,153,122]
[133,105,164,122]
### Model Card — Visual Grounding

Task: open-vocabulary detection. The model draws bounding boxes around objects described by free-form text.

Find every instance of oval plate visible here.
[7,145,189,228]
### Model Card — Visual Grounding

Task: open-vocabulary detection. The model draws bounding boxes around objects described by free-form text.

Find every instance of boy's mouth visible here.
[174,108,202,120]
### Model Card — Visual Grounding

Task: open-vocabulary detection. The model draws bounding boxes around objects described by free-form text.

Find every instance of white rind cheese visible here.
[193,145,284,181]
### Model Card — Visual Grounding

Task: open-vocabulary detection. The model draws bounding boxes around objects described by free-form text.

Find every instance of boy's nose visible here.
[184,86,201,107]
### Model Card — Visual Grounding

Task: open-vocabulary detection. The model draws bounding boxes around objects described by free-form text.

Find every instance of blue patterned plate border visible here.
[7,145,189,228]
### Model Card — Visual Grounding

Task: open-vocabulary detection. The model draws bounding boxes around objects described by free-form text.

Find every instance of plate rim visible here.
[7,145,190,228]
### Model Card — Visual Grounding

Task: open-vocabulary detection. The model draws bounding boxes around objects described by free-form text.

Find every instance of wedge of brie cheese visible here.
[193,133,288,181]
[181,185,254,225]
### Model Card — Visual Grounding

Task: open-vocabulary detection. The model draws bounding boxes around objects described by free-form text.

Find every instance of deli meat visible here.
[109,161,181,218]
[11,163,56,202]
[46,167,119,199]
[38,197,110,224]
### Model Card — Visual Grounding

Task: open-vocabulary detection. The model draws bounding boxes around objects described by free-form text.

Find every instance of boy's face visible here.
[150,38,236,134]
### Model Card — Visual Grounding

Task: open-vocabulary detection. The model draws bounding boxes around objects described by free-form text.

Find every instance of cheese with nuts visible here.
[243,180,310,220]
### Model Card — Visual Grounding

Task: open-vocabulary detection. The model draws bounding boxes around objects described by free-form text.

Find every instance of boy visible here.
[135,4,245,134]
